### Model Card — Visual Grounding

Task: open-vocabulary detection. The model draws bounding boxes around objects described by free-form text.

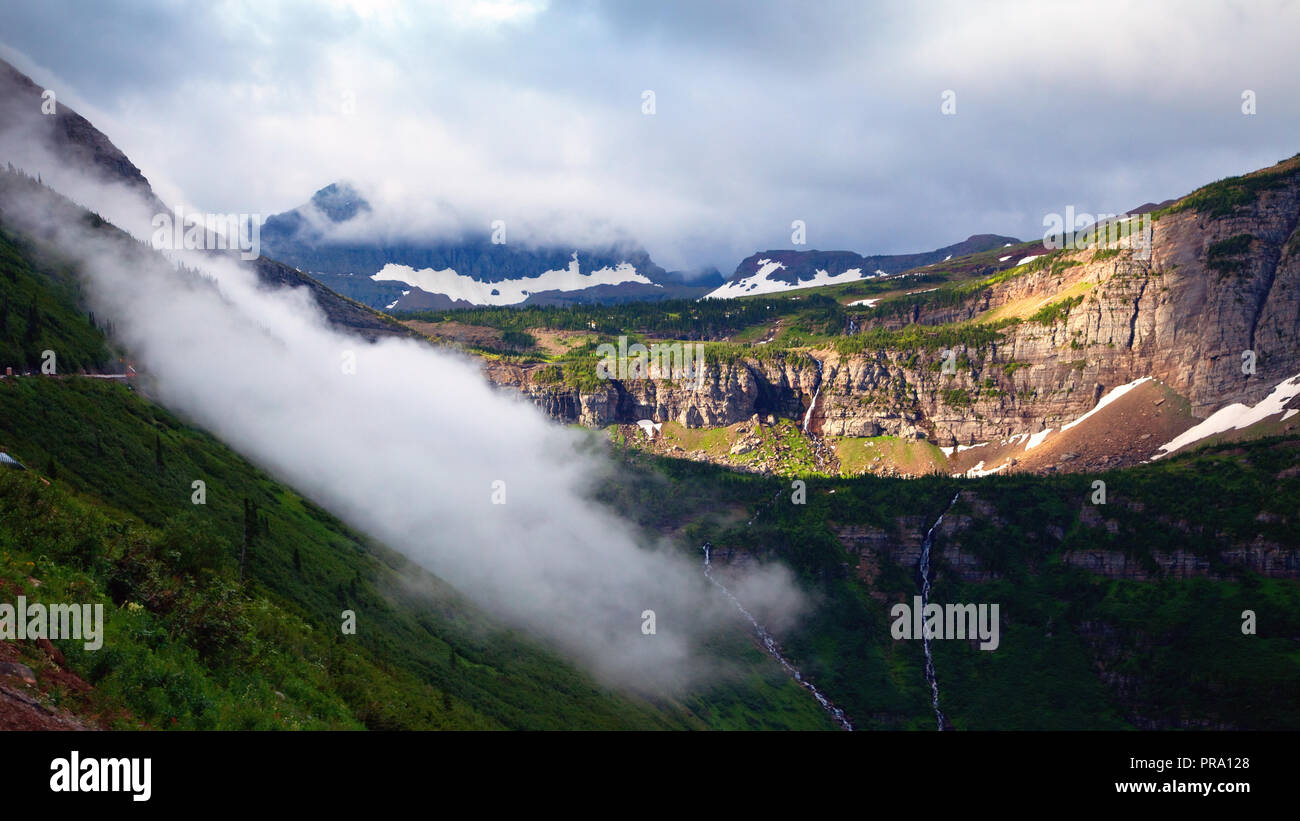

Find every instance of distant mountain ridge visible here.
[0,58,404,341]
[261,182,1024,310]
[261,182,669,282]
[706,234,1021,298]
[259,182,723,310]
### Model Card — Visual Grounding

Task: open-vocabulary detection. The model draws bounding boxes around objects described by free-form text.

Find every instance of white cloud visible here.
[0,169,808,692]
[2,0,1298,271]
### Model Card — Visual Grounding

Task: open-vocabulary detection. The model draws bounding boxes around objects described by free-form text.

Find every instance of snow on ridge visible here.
[939,441,988,457]
[1024,428,1053,450]
[704,261,869,299]
[961,459,1009,478]
[1061,377,1152,433]
[1017,255,1041,266]
[1021,378,1152,451]
[371,253,654,306]
[848,298,879,307]
[1155,372,1300,459]
[946,379,1155,463]
[384,289,412,311]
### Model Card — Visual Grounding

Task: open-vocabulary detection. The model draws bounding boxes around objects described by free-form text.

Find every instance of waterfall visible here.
[746,488,783,527]
[920,491,960,731]
[702,542,853,731]
[802,357,823,434]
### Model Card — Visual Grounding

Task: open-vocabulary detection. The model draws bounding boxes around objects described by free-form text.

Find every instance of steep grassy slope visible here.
[0,374,832,727]
[0,192,833,731]
[0,223,113,374]
[0,464,497,730]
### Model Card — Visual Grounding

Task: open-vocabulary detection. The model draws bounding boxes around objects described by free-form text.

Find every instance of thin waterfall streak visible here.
[802,358,823,434]
[920,491,960,731]
[702,542,853,731]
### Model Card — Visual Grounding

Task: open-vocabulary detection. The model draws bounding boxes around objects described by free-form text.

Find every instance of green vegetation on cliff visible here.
[600,435,1300,729]
[1155,153,1300,219]
[0,227,113,374]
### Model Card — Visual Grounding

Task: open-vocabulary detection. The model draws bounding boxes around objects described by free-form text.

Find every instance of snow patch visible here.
[1016,380,1151,453]
[964,460,1009,477]
[705,262,867,299]
[1155,373,1300,458]
[1025,428,1053,450]
[939,441,988,457]
[1061,378,1152,433]
[372,253,654,306]
[848,298,879,308]
[383,289,413,311]
[1017,255,1041,266]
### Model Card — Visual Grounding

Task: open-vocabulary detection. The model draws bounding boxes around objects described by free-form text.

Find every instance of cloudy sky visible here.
[2,0,1298,272]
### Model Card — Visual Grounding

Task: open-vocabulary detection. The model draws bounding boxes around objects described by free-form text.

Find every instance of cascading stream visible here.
[745,488,783,527]
[920,491,960,731]
[802,357,823,434]
[702,542,853,731]
[799,356,836,472]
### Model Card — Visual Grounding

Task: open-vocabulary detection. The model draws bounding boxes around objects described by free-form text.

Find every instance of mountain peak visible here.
[310,181,370,223]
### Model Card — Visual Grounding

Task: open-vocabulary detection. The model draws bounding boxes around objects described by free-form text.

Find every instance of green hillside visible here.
[0,191,834,731]
[3,164,1297,732]
[0,222,114,374]
[598,439,1300,730]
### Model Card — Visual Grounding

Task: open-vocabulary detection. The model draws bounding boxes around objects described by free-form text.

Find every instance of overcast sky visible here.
[2,0,1298,272]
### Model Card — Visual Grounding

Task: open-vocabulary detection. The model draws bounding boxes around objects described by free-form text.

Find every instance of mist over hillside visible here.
[0,2,1298,806]
[0,165,817,695]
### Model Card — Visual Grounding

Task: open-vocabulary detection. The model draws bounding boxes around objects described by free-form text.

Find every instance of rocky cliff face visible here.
[487,353,826,429]
[486,162,1300,449]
